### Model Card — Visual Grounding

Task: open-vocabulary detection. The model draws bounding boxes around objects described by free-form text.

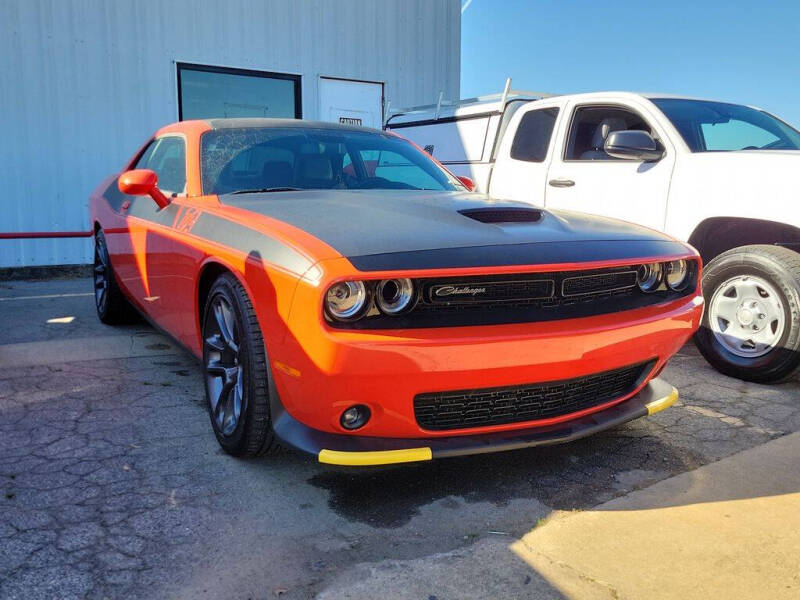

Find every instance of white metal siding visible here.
[0,0,460,267]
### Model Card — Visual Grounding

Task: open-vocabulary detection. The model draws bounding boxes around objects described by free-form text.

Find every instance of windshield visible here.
[651,98,800,152]
[200,127,463,195]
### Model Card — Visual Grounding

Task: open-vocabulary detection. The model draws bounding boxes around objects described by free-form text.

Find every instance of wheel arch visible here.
[195,258,266,346]
[688,217,800,265]
[197,260,237,331]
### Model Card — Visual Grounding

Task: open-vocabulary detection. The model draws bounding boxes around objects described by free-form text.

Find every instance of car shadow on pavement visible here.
[308,424,700,529]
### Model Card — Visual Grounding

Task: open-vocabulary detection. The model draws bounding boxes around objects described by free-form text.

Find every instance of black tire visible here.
[694,244,800,383]
[93,230,139,325]
[202,272,280,457]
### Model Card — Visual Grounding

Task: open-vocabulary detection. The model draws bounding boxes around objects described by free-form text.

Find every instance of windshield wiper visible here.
[228,187,302,194]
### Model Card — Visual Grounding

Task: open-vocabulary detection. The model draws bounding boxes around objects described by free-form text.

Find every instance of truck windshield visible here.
[652,98,800,152]
[200,127,463,195]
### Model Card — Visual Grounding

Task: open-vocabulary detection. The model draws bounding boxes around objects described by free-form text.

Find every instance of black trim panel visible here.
[271,378,675,461]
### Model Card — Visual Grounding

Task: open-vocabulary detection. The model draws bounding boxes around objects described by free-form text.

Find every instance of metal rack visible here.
[384,78,557,126]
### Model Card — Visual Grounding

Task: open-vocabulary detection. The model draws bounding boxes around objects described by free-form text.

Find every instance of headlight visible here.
[325,281,367,320]
[665,259,690,291]
[637,262,663,292]
[375,278,415,314]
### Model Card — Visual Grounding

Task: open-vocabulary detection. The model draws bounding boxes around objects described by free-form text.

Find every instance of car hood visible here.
[222,190,690,271]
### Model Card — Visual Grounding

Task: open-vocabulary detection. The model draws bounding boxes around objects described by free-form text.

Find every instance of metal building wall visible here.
[0,0,461,267]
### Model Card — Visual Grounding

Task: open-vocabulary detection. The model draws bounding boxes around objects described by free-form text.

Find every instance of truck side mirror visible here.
[457,176,476,191]
[604,130,664,162]
[118,169,170,209]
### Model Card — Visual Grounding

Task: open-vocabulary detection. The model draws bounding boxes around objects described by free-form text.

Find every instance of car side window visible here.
[142,137,187,194]
[134,141,158,169]
[510,107,559,162]
[566,106,654,161]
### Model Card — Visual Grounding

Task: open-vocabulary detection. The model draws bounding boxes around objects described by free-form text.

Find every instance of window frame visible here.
[509,106,560,163]
[562,103,660,163]
[176,62,302,121]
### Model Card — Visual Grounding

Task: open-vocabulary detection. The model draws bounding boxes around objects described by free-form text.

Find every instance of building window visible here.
[177,63,301,121]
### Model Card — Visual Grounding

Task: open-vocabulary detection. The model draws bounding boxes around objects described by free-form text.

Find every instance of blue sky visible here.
[461,0,800,127]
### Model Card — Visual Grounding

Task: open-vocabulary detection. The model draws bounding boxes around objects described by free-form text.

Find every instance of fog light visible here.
[340,405,371,430]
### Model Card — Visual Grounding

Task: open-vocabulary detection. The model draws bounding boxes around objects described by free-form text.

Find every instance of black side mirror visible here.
[604,130,664,162]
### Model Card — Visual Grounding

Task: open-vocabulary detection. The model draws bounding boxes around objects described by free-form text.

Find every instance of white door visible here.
[545,100,676,231]
[488,99,566,204]
[319,78,383,129]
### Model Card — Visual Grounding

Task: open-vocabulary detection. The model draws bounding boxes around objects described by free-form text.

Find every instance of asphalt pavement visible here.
[1,277,798,599]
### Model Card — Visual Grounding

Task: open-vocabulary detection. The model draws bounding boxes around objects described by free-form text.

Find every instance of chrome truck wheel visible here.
[708,275,785,358]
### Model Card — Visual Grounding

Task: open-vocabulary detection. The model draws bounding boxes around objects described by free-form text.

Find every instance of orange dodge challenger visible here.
[89,118,703,466]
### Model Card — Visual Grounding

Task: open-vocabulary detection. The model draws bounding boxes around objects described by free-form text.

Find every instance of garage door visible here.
[319,77,383,129]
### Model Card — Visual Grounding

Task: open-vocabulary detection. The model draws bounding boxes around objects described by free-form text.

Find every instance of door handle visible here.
[549,178,575,188]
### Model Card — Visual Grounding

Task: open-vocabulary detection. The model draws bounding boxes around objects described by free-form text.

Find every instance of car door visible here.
[120,135,188,327]
[488,99,565,204]
[544,99,676,231]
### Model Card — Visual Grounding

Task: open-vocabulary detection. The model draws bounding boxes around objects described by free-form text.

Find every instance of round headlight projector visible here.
[637,262,663,293]
[665,259,690,291]
[325,280,367,320]
[340,404,371,430]
[376,278,415,314]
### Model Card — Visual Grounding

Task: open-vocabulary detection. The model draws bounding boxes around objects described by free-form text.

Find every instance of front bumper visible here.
[273,292,702,437]
[272,377,678,466]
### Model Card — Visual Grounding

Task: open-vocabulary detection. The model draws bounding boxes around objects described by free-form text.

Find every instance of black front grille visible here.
[414,360,654,431]
[562,270,637,297]
[326,261,698,330]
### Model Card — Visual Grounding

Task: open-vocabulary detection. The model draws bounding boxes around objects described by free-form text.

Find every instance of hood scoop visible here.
[459,207,543,224]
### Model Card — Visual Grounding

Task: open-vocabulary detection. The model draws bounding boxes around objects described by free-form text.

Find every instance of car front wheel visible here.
[202,272,280,457]
[694,244,800,383]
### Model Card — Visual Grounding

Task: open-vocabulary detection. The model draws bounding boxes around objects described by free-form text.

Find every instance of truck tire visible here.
[694,244,800,383]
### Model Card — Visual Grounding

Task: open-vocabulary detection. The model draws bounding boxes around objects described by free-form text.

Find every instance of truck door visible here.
[489,99,564,204]
[544,99,675,231]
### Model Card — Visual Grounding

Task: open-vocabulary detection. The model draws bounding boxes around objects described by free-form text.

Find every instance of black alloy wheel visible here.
[93,230,138,325]
[201,273,280,457]
[204,294,245,436]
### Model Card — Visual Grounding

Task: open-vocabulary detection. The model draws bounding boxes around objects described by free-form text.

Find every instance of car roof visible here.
[204,117,384,134]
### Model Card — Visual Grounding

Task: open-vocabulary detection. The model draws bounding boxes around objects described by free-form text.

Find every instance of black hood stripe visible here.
[221,190,685,271]
[347,239,690,271]
[191,213,314,275]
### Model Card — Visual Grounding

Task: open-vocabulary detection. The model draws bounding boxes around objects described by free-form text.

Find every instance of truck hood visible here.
[223,190,690,271]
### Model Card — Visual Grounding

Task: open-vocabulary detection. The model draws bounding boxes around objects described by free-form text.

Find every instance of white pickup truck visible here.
[386,89,800,382]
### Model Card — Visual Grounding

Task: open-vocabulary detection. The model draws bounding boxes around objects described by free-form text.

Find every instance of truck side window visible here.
[566,107,653,161]
[510,108,559,162]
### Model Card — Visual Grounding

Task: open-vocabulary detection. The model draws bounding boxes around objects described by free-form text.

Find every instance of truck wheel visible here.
[202,272,281,457]
[694,244,800,383]
[94,230,139,325]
